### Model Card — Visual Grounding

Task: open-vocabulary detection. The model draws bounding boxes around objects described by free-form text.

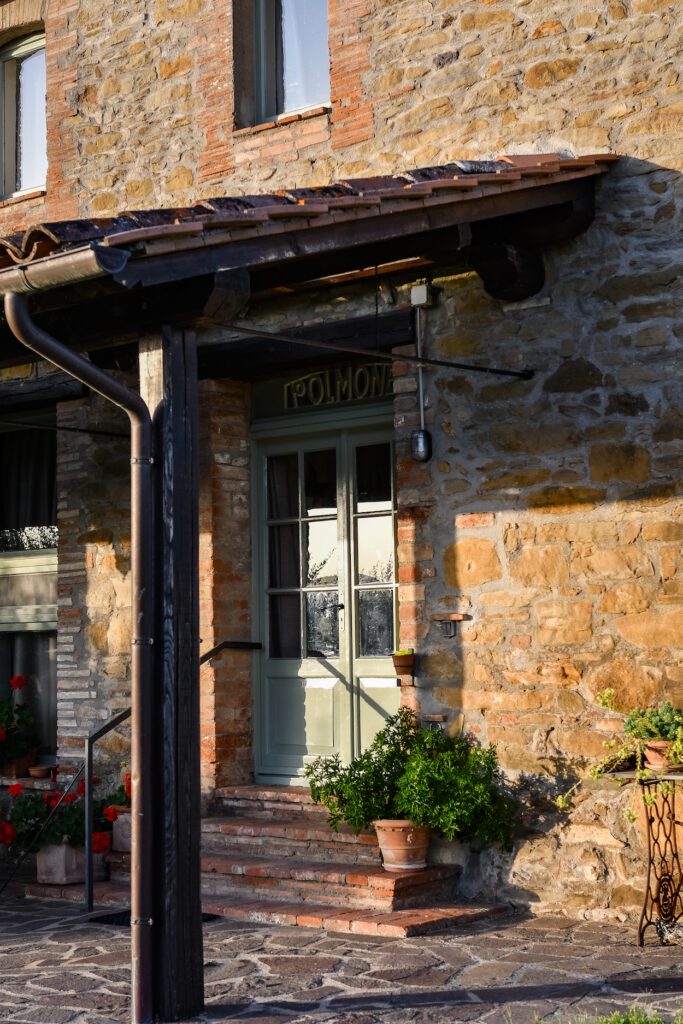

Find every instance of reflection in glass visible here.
[17,48,47,191]
[306,592,339,658]
[267,453,298,519]
[305,519,338,586]
[358,589,393,657]
[356,516,393,585]
[281,0,330,112]
[356,443,391,512]
[269,524,299,588]
[304,449,336,515]
[269,594,300,658]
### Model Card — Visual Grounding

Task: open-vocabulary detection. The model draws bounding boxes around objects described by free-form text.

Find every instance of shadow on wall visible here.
[397,156,682,917]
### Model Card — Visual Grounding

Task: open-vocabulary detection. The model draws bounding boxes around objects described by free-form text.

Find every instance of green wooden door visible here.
[254,422,400,781]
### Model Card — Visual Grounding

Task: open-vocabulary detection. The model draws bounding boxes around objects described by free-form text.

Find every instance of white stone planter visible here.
[36,844,108,885]
[112,808,132,852]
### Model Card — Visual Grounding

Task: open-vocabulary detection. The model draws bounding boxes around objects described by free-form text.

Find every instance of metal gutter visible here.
[0,243,129,295]
[4,293,155,1024]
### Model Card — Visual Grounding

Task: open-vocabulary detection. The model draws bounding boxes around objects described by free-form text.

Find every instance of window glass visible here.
[281,0,329,112]
[358,590,393,658]
[356,443,392,512]
[357,516,393,585]
[17,46,47,191]
[0,34,47,196]
[304,449,336,516]
[305,592,339,658]
[255,0,329,122]
[267,453,298,519]
[269,594,300,658]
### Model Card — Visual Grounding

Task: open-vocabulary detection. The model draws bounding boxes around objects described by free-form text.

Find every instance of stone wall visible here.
[55,392,131,762]
[388,153,682,915]
[0,0,678,235]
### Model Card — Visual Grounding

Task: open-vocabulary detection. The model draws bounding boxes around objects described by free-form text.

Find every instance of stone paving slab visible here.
[1,889,682,1023]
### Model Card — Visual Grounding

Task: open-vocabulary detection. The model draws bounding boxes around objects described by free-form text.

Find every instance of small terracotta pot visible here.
[373,819,430,872]
[391,653,415,674]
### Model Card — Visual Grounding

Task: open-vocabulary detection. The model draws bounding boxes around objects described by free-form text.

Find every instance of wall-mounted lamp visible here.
[410,280,434,463]
[432,613,470,639]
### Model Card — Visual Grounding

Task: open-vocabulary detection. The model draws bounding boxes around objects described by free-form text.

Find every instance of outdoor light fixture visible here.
[410,279,434,463]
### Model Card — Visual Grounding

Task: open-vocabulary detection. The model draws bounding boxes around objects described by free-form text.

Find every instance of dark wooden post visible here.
[139,326,204,1021]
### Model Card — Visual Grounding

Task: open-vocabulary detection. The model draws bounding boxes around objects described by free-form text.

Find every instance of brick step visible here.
[107,849,458,910]
[201,816,382,865]
[200,852,459,909]
[213,784,328,820]
[202,895,509,938]
[25,880,507,937]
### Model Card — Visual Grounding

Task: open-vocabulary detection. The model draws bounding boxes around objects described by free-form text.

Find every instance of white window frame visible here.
[0,32,47,199]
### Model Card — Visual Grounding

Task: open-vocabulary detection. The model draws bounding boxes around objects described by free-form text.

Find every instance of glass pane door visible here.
[256,427,399,779]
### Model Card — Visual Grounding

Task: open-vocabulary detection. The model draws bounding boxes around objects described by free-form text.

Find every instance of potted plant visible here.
[555,694,683,812]
[391,649,415,675]
[1,781,113,884]
[304,709,517,871]
[0,675,36,777]
[103,767,132,852]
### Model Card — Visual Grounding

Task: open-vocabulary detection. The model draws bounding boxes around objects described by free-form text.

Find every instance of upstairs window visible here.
[254,0,329,122]
[0,33,47,197]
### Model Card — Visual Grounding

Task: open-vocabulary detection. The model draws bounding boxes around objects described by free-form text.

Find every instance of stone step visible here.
[25,880,507,937]
[201,815,382,865]
[212,784,328,820]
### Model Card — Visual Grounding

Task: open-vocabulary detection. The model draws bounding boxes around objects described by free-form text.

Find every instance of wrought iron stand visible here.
[637,773,683,945]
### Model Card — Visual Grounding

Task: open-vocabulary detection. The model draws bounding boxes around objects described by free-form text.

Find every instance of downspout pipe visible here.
[4,292,155,1024]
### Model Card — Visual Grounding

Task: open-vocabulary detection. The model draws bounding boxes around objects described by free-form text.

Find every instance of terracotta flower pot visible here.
[644,740,681,772]
[391,653,415,675]
[373,819,430,872]
[36,844,108,885]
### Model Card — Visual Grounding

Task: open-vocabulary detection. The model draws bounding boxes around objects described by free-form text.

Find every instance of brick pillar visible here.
[198,379,253,794]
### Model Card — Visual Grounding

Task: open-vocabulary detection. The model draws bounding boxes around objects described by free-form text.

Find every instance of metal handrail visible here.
[83,638,262,911]
[84,707,131,911]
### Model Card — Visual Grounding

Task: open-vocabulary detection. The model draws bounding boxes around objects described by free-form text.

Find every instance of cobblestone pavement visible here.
[1,891,682,1024]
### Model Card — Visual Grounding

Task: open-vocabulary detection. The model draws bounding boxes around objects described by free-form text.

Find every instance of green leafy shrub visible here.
[623,701,683,743]
[304,708,517,850]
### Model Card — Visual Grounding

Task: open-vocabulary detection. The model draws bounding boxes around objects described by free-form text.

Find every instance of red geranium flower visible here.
[103,806,118,823]
[0,822,15,845]
[9,674,28,690]
[63,793,77,804]
[91,832,110,854]
[43,790,61,809]
[8,783,22,798]
[0,726,6,743]
[76,780,86,796]
[125,772,132,799]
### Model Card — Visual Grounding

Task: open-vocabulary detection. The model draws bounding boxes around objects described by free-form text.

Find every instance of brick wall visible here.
[198,378,253,794]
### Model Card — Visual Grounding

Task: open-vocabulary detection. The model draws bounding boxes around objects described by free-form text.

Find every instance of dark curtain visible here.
[0,428,56,529]
[0,631,57,756]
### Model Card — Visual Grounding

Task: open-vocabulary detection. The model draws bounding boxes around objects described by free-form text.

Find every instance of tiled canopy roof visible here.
[0,154,617,270]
